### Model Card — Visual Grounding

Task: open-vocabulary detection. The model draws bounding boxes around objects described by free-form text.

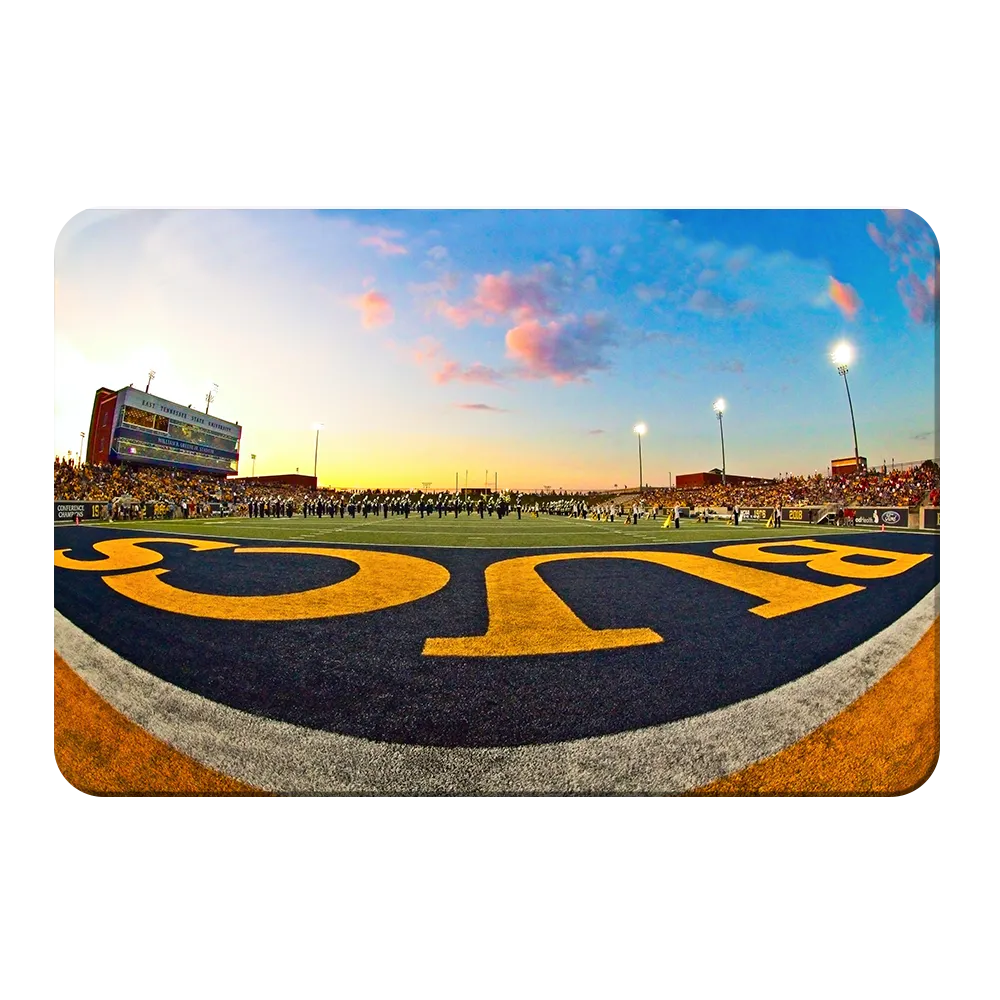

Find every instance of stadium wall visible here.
[87,388,120,466]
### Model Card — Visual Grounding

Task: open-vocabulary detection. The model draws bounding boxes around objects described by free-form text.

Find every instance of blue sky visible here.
[54,209,938,490]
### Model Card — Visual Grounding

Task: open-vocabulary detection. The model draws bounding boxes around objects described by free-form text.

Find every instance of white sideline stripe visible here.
[54,586,938,795]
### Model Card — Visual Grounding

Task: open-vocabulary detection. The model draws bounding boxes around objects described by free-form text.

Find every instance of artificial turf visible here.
[54,523,939,748]
[67,513,886,549]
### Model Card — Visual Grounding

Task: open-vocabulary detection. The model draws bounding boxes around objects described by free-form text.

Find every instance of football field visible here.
[54,515,940,795]
[74,511,903,547]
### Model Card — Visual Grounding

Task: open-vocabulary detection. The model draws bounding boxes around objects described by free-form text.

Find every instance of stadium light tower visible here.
[313,423,323,480]
[205,382,218,414]
[713,399,727,485]
[831,341,860,468]
[78,431,85,466]
[145,369,156,393]
[251,453,256,477]
[633,423,647,491]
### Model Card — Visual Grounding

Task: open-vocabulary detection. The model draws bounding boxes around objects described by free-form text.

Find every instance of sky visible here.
[54,209,938,491]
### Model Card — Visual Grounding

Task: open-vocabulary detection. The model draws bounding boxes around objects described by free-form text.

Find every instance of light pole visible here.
[251,453,256,477]
[78,431,85,466]
[633,423,646,491]
[205,382,218,414]
[146,369,156,393]
[713,399,726,485]
[831,341,860,469]
[313,423,323,480]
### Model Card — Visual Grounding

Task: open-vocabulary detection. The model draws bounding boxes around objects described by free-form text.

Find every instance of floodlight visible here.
[830,342,860,466]
[633,423,646,489]
[831,342,853,368]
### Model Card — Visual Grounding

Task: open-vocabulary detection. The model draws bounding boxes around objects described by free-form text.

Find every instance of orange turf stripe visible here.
[690,619,940,796]
[54,652,269,796]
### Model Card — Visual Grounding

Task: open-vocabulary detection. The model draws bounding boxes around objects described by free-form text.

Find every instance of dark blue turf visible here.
[54,527,940,748]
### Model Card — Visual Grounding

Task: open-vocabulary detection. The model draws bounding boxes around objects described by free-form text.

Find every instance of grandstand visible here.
[61,378,940,526]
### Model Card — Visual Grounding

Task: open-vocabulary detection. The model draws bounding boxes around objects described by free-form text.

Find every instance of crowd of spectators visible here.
[54,457,940,521]
[624,461,939,512]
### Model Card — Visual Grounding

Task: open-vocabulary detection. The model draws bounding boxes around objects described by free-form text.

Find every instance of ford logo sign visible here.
[882,510,901,524]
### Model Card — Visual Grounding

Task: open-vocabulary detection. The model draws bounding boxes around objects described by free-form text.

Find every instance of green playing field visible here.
[76,513,875,548]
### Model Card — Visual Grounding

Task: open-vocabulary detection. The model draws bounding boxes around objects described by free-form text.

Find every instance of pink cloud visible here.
[435,300,486,328]
[866,222,888,253]
[360,228,407,256]
[436,268,555,328]
[828,276,861,320]
[476,271,552,320]
[455,403,509,412]
[504,312,613,383]
[352,289,394,328]
[868,210,938,323]
[433,360,461,383]
[898,271,937,323]
[411,336,443,365]
[434,361,504,385]
[409,335,504,386]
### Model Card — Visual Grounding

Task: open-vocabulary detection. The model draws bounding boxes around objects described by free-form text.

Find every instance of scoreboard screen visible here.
[108,387,241,475]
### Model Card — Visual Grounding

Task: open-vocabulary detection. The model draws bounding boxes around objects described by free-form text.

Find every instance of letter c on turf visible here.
[100,547,450,620]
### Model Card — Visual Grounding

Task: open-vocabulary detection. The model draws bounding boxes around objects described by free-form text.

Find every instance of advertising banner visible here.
[739,507,775,521]
[115,421,238,460]
[921,507,940,530]
[781,507,820,523]
[54,501,108,522]
[845,507,909,527]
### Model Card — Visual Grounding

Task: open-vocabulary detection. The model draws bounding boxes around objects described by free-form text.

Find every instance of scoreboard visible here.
[96,387,242,475]
[831,456,867,477]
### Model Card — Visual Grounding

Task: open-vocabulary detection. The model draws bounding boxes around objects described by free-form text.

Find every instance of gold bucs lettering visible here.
[55,536,932,657]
